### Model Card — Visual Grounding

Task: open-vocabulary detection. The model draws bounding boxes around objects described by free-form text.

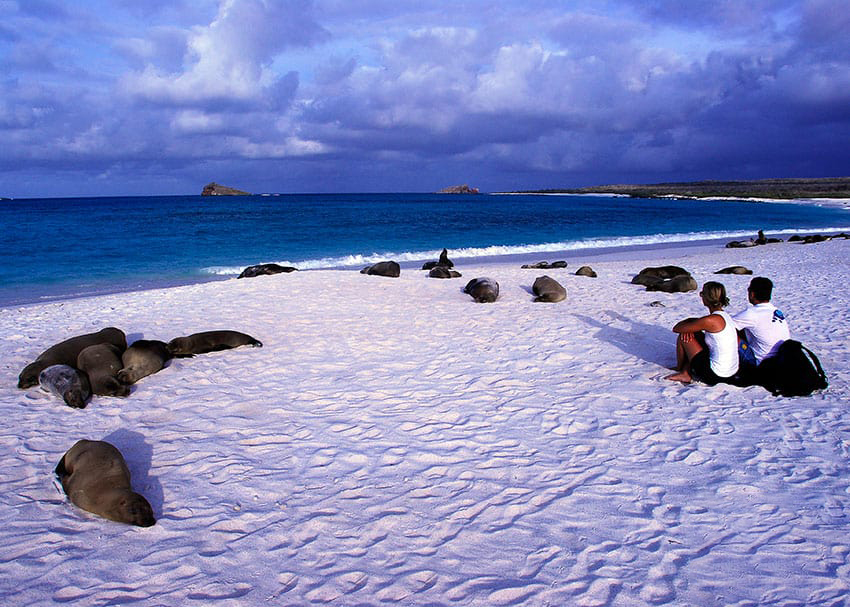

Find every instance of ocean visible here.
[1,193,848,308]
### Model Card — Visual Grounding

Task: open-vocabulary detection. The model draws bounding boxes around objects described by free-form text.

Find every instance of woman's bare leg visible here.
[666,332,704,383]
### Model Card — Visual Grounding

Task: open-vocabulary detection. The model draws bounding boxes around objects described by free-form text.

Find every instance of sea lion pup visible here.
[429,266,462,279]
[38,364,92,409]
[117,340,171,385]
[18,327,126,389]
[463,277,500,303]
[360,261,401,277]
[55,440,155,527]
[422,248,454,270]
[532,275,566,303]
[575,265,597,278]
[167,330,263,358]
[77,344,130,397]
[645,274,698,293]
[715,265,753,275]
[238,263,298,279]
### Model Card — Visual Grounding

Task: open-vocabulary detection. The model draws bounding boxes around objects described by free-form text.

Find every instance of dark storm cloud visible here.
[0,1,847,197]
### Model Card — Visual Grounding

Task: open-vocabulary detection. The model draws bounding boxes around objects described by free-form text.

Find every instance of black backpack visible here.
[757,340,828,397]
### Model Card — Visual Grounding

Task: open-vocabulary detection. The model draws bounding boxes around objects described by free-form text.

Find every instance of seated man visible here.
[732,276,790,366]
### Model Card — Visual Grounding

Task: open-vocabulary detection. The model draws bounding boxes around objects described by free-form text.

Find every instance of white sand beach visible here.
[2,237,849,606]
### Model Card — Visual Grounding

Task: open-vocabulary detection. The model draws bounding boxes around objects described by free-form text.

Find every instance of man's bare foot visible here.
[665,371,692,383]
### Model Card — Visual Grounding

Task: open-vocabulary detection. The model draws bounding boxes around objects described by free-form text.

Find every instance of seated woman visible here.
[666,281,739,385]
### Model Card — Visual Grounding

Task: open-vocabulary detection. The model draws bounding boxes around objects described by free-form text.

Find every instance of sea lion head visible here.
[18,362,43,389]
[104,490,156,527]
[166,337,192,358]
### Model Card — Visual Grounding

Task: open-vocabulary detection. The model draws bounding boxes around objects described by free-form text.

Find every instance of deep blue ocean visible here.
[1,192,848,307]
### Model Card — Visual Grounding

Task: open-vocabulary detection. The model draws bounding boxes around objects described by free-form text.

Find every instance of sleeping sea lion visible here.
[238,263,298,278]
[645,275,698,293]
[575,266,597,278]
[38,364,91,409]
[360,261,401,277]
[18,327,126,389]
[117,340,171,385]
[463,277,500,303]
[429,266,462,279]
[167,330,262,358]
[77,343,130,397]
[631,266,690,286]
[715,266,753,275]
[532,275,566,303]
[55,439,155,527]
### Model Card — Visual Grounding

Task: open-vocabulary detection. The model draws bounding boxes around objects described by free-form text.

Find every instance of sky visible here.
[1,0,848,197]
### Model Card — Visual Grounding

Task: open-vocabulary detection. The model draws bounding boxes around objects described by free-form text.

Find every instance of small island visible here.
[201,182,251,196]
[438,184,480,194]
[519,177,850,200]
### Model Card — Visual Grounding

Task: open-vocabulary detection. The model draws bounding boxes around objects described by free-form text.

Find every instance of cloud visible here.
[121,0,326,106]
[0,0,848,196]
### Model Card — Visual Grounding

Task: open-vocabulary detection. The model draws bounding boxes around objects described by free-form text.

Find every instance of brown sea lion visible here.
[645,274,698,293]
[167,330,262,358]
[360,261,401,277]
[532,275,566,302]
[715,266,753,275]
[429,266,462,278]
[631,266,690,286]
[521,260,567,269]
[38,364,91,409]
[575,266,597,278]
[463,277,500,303]
[18,327,126,389]
[422,248,454,270]
[77,344,130,397]
[117,340,171,385]
[237,263,298,278]
[55,440,155,527]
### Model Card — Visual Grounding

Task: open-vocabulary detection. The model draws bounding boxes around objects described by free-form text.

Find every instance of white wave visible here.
[200,226,850,276]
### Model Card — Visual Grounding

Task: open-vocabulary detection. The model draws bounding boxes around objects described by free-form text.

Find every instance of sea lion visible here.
[532,275,566,303]
[55,439,155,527]
[360,261,401,277]
[38,364,91,409]
[521,260,567,269]
[238,263,298,279]
[715,265,753,275]
[725,239,757,248]
[429,266,462,279]
[463,277,500,303]
[575,266,597,278]
[422,248,455,270]
[117,340,171,385]
[77,344,130,397]
[167,330,263,358]
[645,274,698,293]
[17,327,127,389]
[631,266,690,286]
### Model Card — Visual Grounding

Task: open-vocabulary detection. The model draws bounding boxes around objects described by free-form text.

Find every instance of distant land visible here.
[518,177,850,200]
[437,184,480,194]
[201,182,251,196]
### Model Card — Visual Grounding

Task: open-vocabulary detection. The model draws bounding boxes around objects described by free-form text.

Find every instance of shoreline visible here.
[4,229,848,310]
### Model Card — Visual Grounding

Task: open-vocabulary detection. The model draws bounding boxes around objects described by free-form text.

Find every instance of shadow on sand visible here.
[574,310,674,368]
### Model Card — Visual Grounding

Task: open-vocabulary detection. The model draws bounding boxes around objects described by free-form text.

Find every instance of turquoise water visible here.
[1,193,847,307]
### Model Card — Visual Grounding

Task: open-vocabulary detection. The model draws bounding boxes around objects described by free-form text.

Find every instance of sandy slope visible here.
[1,238,848,606]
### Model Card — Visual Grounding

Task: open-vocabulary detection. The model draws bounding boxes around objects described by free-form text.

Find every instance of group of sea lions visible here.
[18,327,262,526]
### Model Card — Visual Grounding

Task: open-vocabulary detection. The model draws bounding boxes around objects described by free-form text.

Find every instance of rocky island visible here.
[438,184,480,194]
[201,182,251,196]
[520,177,850,200]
